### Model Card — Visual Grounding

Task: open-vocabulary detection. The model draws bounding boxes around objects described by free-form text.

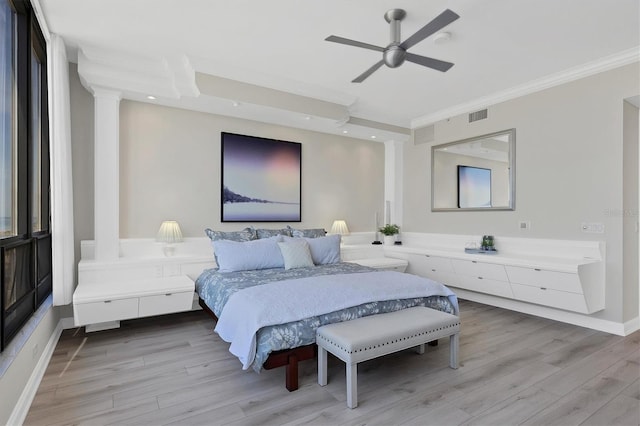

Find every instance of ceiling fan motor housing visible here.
[384,44,405,68]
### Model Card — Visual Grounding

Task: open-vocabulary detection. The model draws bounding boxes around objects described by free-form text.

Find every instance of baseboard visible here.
[453,288,630,336]
[624,316,640,335]
[7,318,65,426]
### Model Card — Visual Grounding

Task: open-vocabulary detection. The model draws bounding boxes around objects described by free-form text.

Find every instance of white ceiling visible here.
[37,0,639,140]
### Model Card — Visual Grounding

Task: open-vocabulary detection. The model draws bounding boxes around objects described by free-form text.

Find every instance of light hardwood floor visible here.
[25,300,639,426]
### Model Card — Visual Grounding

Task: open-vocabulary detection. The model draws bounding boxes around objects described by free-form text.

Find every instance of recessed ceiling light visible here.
[147,95,156,100]
[371,135,377,139]
[232,101,241,107]
[342,130,348,134]
[304,116,312,120]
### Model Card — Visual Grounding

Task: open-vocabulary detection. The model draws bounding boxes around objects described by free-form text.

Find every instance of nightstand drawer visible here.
[74,297,139,326]
[139,291,193,317]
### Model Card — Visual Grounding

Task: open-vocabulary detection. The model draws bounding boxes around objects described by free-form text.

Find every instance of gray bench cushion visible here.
[316,306,460,364]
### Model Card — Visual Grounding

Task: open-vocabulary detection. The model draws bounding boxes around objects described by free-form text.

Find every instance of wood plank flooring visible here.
[24,301,640,425]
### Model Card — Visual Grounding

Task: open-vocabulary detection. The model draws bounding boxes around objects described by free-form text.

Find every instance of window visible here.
[0,0,50,351]
[0,0,16,238]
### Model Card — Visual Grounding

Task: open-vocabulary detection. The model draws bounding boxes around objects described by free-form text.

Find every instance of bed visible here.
[195,227,459,391]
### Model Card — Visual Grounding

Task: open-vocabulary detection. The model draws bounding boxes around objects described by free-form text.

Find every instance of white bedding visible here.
[214,270,458,369]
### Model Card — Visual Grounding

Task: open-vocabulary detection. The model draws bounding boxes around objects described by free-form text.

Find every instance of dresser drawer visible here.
[451,259,508,281]
[139,291,193,317]
[448,275,514,299]
[406,254,454,276]
[74,297,139,326]
[510,283,588,313]
[505,266,582,294]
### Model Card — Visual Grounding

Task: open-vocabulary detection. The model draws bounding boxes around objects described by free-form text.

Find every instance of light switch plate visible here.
[581,222,605,233]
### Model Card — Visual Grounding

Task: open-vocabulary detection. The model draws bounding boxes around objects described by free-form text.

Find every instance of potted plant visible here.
[379,224,400,245]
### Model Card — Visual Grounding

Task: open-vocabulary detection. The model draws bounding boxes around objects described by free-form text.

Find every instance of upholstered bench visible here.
[316,306,460,408]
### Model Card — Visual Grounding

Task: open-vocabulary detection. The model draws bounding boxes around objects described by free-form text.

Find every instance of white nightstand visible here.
[73,275,195,332]
[347,257,408,272]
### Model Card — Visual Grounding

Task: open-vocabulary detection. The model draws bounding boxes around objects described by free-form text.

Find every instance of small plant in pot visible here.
[379,224,400,245]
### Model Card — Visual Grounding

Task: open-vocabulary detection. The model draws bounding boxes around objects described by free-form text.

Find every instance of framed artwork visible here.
[221,132,301,222]
[457,165,492,208]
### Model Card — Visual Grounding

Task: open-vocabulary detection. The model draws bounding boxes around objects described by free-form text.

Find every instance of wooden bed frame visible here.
[199,298,315,391]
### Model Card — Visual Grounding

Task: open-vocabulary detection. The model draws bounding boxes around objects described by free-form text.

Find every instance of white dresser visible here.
[383,233,605,315]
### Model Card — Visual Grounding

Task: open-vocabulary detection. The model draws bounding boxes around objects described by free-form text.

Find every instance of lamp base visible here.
[163,245,176,257]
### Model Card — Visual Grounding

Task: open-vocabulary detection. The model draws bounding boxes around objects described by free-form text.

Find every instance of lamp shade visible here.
[330,220,350,236]
[156,220,183,243]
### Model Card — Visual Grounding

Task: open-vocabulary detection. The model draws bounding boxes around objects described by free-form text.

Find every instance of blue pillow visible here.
[255,228,292,238]
[284,234,341,265]
[214,236,284,273]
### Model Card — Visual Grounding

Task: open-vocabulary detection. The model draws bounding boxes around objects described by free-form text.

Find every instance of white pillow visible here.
[277,239,314,270]
[214,236,283,272]
[283,234,341,265]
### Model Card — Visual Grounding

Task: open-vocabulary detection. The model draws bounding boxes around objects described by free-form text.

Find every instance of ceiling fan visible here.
[325,8,459,83]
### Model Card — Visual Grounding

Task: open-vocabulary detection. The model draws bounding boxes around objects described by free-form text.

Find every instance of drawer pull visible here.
[478,276,483,280]
[104,300,112,303]
[425,255,430,258]
[431,269,436,272]
[540,287,547,290]
[534,268,542,271]
[165,293,173,296]
[472,260,478,264]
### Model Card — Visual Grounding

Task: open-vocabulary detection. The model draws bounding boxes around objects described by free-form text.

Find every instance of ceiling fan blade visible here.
[405,52,454,72]
[352,60,385,83]
[325,35,385,52]
[400,9,459,50]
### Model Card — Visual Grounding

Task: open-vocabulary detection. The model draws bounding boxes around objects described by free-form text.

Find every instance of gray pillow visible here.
[205,227,256,242]
[255,228,292,239]
[287,226,326,238]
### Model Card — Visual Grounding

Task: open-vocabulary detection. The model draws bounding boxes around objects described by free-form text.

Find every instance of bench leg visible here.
[346,362,358,409]
[416,343,425,354]
[449,333,459,369]
[318,346,327,386]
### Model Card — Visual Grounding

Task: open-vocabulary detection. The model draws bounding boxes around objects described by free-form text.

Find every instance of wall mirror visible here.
[431,129,515,211]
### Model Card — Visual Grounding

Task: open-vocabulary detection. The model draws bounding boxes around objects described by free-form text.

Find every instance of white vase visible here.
[383,235,395,246]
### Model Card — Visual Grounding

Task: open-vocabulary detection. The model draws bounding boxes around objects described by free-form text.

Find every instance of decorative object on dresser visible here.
[156,220,183,257]
[379,223,400,246]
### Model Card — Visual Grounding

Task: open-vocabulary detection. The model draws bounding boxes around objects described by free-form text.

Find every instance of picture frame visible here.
[221,132,301,222]
[457,165,492,208]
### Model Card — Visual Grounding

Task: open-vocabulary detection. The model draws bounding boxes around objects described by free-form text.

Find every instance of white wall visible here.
[404,63,639,323]
[623,100,639,322]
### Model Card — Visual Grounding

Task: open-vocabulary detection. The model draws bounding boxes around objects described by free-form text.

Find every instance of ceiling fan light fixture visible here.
[433,31,451,44]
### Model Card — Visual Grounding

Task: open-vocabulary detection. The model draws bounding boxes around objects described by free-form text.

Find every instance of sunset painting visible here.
[221,133,301,222]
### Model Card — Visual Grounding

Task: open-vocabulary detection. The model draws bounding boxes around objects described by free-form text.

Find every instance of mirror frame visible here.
[431,128,516,212]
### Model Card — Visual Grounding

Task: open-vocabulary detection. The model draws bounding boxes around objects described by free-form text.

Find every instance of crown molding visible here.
[411,47,640,129]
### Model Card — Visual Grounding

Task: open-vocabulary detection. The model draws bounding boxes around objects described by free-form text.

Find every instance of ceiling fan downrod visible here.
[383,9,406,68]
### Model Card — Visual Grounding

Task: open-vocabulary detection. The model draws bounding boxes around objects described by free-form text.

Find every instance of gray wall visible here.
[405,63,639,323]
[69,64,385,242]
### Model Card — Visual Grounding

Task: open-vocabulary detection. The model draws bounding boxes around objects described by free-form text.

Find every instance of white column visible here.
[92,88,121,260]
[384,140,404,227]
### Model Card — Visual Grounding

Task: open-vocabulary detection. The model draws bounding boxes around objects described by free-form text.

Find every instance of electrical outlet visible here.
[581,222,605,233]
[518,221,531,230]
